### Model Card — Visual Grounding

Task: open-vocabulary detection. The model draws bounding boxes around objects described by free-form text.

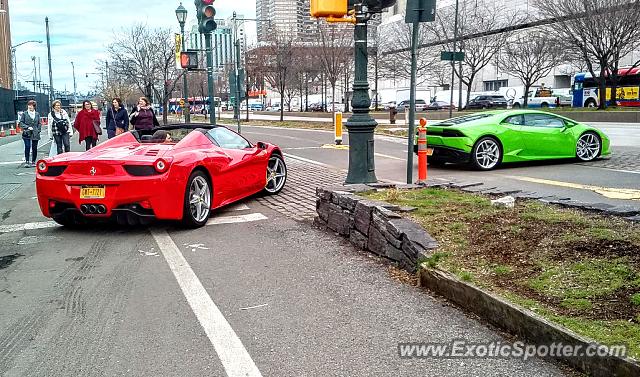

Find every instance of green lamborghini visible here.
[415,110,611,170]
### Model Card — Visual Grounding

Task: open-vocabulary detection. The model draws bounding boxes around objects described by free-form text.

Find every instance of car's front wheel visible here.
[182,171,212,228]
[576,132,601,162]
[470,137,502,170]
[263,154,287,195]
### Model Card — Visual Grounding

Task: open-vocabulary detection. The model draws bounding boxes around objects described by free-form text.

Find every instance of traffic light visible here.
[195,0,217,33]
[180,51,199,69]
[310,0,348,18]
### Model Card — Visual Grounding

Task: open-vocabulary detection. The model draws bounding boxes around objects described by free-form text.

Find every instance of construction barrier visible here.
[334,112,343,145]
[9,125,16,135]
[417,118,428,184]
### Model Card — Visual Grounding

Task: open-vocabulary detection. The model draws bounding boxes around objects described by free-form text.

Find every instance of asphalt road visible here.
[0,129,572,376]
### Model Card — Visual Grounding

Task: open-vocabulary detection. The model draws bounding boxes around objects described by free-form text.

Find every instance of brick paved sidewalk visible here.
[257,157,345,221]
[579,149,640,172]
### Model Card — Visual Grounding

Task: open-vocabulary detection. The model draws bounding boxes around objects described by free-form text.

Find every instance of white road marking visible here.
[221,203,250,212]
[240,303,268,311]
[283,153,339,169]
[151,229,262,377]
[206,213,267,226]
[0,160,27,166]
[0,221,58,234]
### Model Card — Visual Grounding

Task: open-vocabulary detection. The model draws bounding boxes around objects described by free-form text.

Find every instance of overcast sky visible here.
[10,1,257,95]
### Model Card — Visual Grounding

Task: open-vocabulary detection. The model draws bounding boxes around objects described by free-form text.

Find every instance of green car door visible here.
[520,113,575,158]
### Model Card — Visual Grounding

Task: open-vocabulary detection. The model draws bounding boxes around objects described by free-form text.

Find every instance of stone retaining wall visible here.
[314,187,437,272]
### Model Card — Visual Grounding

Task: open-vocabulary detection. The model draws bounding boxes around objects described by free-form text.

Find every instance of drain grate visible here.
[0,183,21,200]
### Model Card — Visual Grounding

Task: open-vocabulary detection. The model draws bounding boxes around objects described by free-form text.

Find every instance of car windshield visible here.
[135,126,207,144]
[433,113,493,126]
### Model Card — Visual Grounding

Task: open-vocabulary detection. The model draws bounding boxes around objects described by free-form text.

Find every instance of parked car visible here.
[396,99,427,112]
[327,102,346,112]
[35,124,287,227]
[412,110,610,170]
[309,103,324,112]
[383,101,397,110]
[465,95,508,110]
[427,101,456,111]
[266,105,281,112]
[249,103,264,111]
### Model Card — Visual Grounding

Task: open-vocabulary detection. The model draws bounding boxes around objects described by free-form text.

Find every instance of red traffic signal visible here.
[180,51,198,69]
[196,0,217,33]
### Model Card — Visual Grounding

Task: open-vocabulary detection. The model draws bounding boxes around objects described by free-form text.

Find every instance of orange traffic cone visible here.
[9,125,16,135]
[0,127,6,137]
[15,121,21,133]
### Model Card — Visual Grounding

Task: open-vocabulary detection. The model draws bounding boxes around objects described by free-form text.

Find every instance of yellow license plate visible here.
[426,148,434,156]
[80,186,105,199]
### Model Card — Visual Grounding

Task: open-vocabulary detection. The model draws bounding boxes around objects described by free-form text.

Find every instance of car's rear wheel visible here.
[576,132,601,162]
[470,137,502,170]
[182,171,211,228]
[263,154,287,195]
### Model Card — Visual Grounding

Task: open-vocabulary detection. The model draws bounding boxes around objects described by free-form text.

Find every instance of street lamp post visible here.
[345,3,377,184]
[10,40,43,99]
[175,2,190,122]
[70,61,77,108]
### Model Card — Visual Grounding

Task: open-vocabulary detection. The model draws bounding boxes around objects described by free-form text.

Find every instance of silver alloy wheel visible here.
[189,176,211,222]
[265,156,286,194]
[576,133,601,161]
[474,139,501,170]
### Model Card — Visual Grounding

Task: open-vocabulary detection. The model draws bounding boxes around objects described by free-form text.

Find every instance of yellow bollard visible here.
[334,112,343,145]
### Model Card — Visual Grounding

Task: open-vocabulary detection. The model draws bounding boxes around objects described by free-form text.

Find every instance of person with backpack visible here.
[47,100,73,154]
[105,97,129,138]
[18,100,41,167]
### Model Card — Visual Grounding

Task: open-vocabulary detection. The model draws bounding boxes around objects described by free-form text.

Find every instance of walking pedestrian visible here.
[18,100,41,167]
[129,97,160,131]
[105,97,129,138]
[73,100,101,151]
[47,100,73,154]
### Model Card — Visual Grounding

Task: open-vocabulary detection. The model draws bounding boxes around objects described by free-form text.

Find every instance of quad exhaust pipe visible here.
[80,204,107,215]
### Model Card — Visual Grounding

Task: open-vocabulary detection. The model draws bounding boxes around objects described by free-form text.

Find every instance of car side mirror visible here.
[564,121,577,128]
[257,141,267,150]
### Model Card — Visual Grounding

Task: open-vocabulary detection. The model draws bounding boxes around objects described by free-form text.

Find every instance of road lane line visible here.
[0,221,58,234]
[505,176,640,200]
[220,203,250,212]
[283,153,338,168]
[151,229,262,377]
[206,213,267,226]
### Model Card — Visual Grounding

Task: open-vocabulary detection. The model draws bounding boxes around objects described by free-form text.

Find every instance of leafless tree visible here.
[378,22,439,88]
[107,24,184,124]
[538,0,640,108]
[263,28,295,121]
[499,32,565,106]
[316,22,353,113]
[427,0,519,105]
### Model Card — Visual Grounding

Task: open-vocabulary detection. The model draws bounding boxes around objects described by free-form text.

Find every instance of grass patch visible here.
[362,187,640,359]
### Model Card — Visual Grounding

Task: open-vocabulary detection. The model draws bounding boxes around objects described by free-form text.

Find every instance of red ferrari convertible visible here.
[35,124,287,227]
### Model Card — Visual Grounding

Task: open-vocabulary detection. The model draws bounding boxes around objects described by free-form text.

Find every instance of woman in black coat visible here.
[19,100,42,167]
[105,98,129,138]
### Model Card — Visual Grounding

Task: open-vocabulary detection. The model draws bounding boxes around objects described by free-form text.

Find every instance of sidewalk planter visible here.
[315,187,437,272]
[315,184,640,377]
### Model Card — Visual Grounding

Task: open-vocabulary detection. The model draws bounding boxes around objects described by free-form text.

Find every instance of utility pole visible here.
[449,0,459,118]
[31,57,37,92]
[205,33,217,125]
[46,17,54,105]
[232,11,241,133]
[71,61,77,107]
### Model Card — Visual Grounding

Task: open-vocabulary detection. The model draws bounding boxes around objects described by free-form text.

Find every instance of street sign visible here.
[405,0,436,23]
[441,51,464,61]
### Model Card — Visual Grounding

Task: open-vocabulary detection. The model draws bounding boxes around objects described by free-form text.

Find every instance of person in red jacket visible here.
[74,100,101,150]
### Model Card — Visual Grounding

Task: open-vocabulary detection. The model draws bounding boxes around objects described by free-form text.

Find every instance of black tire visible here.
[428,158,446,167]
[512,103,521,109]
[263,154,287,195]
[585,99,597,108]
[470,137,502,171]
[540,103,549,108]
[52,212,86,228]
[182,170,212,228]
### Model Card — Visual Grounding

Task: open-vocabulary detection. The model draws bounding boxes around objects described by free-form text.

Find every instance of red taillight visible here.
[153,159,169,173]
[139,200,152,209]
[36,160,48,174]
[49,200,56,208]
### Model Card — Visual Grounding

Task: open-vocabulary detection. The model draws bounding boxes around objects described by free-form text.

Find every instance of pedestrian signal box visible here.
[180,51,198,69]
[311,0,348,18]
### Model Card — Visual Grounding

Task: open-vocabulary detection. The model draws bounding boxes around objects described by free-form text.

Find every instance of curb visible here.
[419,268,640,377]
